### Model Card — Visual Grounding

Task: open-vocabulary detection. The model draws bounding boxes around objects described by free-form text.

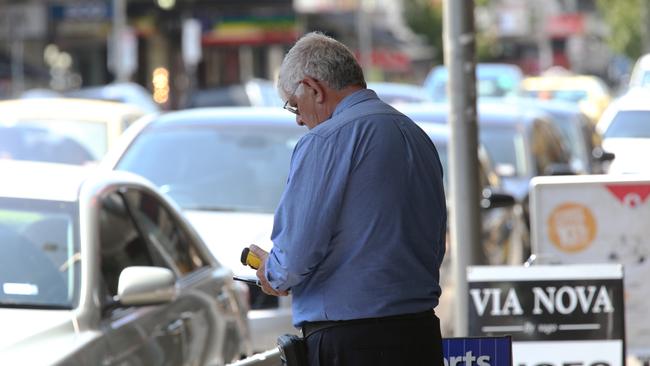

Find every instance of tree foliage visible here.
[403,0,498,64]
[403,0,444,64]
[596,0,643,60]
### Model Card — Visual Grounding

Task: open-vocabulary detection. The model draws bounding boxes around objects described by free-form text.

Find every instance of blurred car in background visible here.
[628,53,650,89]
[0,98,147,165]
[423,63,524,102]
[395,100,574,244]
[102,107,302,351]
[367,82,433,105]
[521,74,612,124]
[515,99,614,175]
[0,160,251,365]
[597,88,650,174]
[188,79,282,108]
[417,122,524,265]
[64,82,160,114]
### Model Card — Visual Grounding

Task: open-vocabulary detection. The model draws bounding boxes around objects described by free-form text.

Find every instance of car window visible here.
[479,125,529,177]
[121,189,208,275]
[99,191,172,297]
[117,123,303,213]
[2,119,107,161]
[531,120,571,175]
[0,197,79,309]
[604,111,650,138]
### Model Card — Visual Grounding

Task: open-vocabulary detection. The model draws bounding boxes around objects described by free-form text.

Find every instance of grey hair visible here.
[277,32,366,100]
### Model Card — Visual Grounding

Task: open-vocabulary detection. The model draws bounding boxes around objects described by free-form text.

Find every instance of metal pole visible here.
[112,0,128,82]
[443,0,481,337]
[357,0,372,72]
[10,27,25,97]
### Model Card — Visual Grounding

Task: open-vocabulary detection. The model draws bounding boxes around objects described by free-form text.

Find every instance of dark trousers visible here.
[303,311,443,366]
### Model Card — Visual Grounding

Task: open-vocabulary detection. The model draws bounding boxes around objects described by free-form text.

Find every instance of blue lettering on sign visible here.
[443,336,512,366]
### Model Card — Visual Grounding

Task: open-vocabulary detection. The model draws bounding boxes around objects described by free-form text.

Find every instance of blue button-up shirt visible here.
[266,89,447,327]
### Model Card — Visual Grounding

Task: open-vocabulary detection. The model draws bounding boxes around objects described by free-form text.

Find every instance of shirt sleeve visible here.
[265,133,350,291]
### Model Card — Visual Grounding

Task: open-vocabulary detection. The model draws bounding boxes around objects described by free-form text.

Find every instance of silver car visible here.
[102,107,303,351]
[0,160,251,365]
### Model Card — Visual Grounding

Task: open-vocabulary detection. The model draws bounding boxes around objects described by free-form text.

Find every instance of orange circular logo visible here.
[547,202,597,253]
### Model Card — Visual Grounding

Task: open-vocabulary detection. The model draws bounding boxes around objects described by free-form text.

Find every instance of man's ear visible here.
[303,77,325,103]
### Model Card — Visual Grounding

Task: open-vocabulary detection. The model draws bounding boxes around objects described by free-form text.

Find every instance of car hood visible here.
[603,138,650,174]
[183,210,275,277]
[0,308,94,364]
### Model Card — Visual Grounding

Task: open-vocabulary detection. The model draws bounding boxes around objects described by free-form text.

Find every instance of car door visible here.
[120,187,245,365]
[97,189,188,366]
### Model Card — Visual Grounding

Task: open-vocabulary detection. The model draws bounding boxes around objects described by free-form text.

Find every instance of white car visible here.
[0,160,251,365]
[597,88,650,174]
[102,107,303,351]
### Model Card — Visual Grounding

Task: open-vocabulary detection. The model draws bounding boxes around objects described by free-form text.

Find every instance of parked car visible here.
[423,63,524,102]
[628,53,650,89]
[188,79,283,109]
[521,74,612,124]
[0,98,147,164]
[64,82,160,114]
[597,88,650,174]
[417,122,524,265]
[514,98,614,174]
[0,160,251,365]
[367,82,433,105]
[396,100,574,236]
[102,107,302,351]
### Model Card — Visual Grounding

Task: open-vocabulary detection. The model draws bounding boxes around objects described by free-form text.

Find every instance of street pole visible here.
[357,0,372,73]
[112,0,128,82]
[443,0,481,337]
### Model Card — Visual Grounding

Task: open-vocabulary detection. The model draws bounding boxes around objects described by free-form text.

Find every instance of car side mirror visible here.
[116,266,177,306]
[592,146,615,162]
[480,188,516,209]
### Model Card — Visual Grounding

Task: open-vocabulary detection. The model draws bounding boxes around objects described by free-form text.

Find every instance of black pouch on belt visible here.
[277,334,308,366]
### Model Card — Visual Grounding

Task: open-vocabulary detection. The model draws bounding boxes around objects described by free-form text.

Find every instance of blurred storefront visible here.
[295,0,434,82]
[477,0,611,79]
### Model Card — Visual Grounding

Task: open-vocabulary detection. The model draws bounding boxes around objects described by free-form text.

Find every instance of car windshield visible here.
[525,90,588,103]
[479,125,529,177]
[544,112,589,165]
[604,111,650,139]
[117,123,304,213]
[0,119,107,163]
[0,198,79,309]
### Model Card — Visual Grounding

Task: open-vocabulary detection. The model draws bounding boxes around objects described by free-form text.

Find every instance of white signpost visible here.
[529,174,650,360]
[467,264,625,366]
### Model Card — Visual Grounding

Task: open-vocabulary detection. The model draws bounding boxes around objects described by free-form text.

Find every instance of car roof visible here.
[396,100,545,127]
[522,75,605,89]
[147,107,301,128]
[607,88,650,111]
[0,98,146,123]
[0,160,91,201]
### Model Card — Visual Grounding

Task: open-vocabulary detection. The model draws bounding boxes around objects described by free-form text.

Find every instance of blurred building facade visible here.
[476,0,613,79]
[0,0,626,105]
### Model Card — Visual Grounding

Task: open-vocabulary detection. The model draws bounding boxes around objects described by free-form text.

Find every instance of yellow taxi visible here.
[521,74,612,125]
[0,98,148,165]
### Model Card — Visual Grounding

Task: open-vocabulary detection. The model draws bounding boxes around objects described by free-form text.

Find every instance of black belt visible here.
[301,310,434,339]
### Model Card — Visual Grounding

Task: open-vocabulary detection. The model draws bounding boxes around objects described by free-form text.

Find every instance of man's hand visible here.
[248,244,289,297]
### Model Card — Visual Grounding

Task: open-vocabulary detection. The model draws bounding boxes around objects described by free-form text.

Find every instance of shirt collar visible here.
[331,89,378,118]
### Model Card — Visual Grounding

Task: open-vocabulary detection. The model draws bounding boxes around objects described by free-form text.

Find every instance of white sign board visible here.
[530,174,650,357]
[468,264,625,366]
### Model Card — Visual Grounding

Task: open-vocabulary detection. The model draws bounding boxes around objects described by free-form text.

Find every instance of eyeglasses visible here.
[282,83,300,115]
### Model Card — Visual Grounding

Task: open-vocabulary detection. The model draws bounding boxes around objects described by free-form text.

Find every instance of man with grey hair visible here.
[249,31,446,365]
